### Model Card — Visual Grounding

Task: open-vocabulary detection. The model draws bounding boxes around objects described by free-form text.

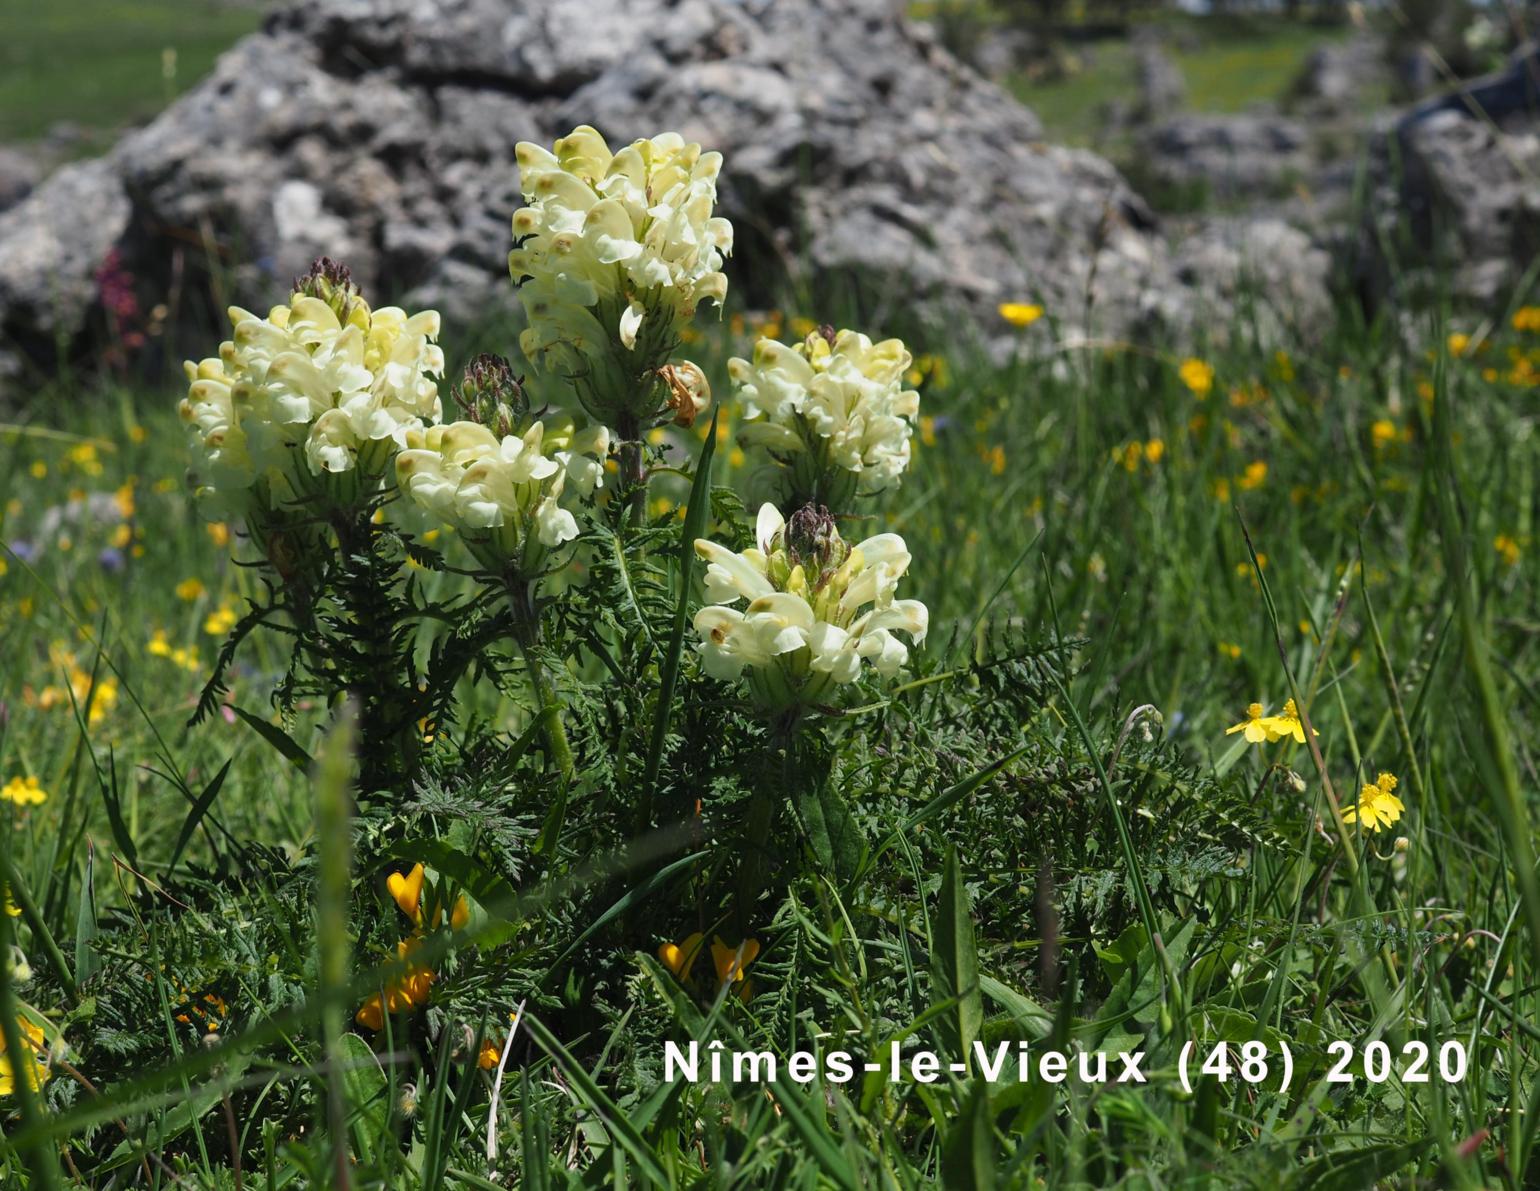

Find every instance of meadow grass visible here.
[0,281,1538,1184]
[1005,16,1359,150]
[0,0,260,149]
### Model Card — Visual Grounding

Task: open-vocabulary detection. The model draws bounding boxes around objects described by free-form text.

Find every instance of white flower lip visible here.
[729,328,921,501]
[690,503,927,697]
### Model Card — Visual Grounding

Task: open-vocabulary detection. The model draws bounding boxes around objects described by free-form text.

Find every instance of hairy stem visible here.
[617,411,647,525]
[506,578,575,785]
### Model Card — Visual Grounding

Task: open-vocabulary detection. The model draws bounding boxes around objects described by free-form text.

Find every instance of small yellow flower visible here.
[985,444,1006,476]
[1236,460,1268,490]
[1512,306,1540,333]
[1447,332,1471,357]
[1266,698,1315,744]
[28,461,46,479]
[387,863,427,923]
[206,522,231,548]
[175,578,206,602]
[659,931,705,981]
[1178,358,1214,398]
[0,1017,51,1097]
[1143,438,1165,465]
[1217,641,1242,660]
[1370,419,1398,451]
[1495,534,1521,567]
[710,937,760,986]
[1342,771,1405,832]
[203,605,237,636]
[1,776,47,806]
[1225,703,1273,744]
[67,442,103,474]
[998,302,1043,328]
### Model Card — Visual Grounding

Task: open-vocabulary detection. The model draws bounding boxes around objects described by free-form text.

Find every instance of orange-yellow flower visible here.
[710,937,760,986]
[659,932,704,981]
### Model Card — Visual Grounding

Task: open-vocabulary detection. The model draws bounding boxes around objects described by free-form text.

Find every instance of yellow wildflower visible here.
[1178,358,1214,398]
[1236,460,1268,490]
[1447,332,1471,357]
[206,522,231,548]
[1266,698,1314,744]
[1495,534,1521,567]
[67,442,103,475]
[1217,641,1241,660]
[29,461,46,479]
[998,302,1043,328]
[1143,438,1165,465]
[203,605,237,636]
[1370,419,1398,451]
[710,937,760,986]
[1,776,47,806]
[1225,703,1273,744]
[658,931,705,981]
[175,578,206,602]
[1342,772,1405,832]
[0,1017,50,1097]
[1512,306,1540,333]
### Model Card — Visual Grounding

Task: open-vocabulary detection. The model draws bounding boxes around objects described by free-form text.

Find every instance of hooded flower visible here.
[731,327,920,509]
[179,259,443,520]
[395,415,608,575]
[692,503,928,710]
[509,125,732,418]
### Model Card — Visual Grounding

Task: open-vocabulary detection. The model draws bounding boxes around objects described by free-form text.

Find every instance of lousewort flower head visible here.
[179,259,444,520]
[395,401,609,576]
[692,503,928,711]
[508,125,732,421]
[730,327,920,511]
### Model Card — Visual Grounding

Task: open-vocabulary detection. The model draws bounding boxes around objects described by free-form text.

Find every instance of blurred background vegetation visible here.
[0,1,1521,161]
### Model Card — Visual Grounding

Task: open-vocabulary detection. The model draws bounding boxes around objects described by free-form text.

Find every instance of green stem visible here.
[506,579,575,785]
[0,856,75,1002]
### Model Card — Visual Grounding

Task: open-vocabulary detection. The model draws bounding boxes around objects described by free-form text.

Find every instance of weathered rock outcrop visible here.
[0,0,1335,389]
[1357,43,1540,309]
[1134,113,1314,205]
